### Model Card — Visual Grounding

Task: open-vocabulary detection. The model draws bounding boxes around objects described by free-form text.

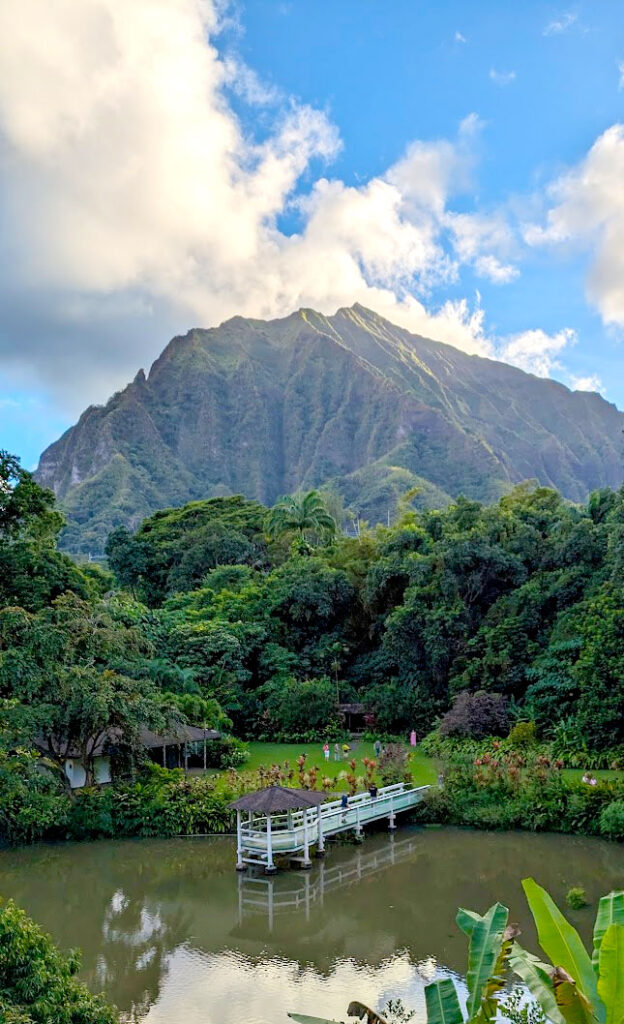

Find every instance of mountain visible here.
[35,303,624,554]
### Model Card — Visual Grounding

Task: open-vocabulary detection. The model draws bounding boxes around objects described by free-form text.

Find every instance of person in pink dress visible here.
[323,742,330,762]
[409,729,417,747]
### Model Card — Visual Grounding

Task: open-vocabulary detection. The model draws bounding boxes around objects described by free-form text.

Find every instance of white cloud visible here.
[569,374,605,394]
[0,0,524,414]
[489,68,516,87]
[543,12,577,35]
[497,327,577,377]
[447,210,519,283]
[525,124,624,326]
[454,31,467,44]
[619,60,624,90]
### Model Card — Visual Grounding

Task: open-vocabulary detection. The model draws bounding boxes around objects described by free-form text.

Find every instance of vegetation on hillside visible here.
[3,447,624,845]
[34,305,624,554]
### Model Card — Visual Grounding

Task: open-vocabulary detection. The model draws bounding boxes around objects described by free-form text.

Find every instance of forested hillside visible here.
[35,304,624,554]
[3,448,624,844]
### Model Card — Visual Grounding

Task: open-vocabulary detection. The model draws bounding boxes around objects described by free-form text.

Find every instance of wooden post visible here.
[162,744,166,767]
[315,805,325,857]
[184,743,189,774]
[265,813,276,874]
[302,810,312,868]
[236,810,245,871]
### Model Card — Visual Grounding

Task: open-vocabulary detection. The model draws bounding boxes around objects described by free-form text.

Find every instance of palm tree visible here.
[265,490,337,545]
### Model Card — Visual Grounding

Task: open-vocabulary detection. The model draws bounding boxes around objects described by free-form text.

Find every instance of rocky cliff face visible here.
[36,304,624,553]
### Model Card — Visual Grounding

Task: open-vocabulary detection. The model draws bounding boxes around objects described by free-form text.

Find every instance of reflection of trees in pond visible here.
[2,829,624,1017]
[0,840,220,1016]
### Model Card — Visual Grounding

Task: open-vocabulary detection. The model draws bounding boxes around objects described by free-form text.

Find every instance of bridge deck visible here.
[235,782,430,871]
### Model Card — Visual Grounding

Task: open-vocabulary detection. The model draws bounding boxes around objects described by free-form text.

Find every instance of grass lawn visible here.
[562,768,624,784]
[240,740,438,789]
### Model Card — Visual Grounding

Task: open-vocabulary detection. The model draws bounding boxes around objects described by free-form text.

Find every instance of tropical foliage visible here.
[293,881,624,1024]
[4,447,624,844]
[0,897,118,1023]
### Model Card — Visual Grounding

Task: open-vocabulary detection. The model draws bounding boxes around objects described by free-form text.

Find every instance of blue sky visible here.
[1,0,624,467]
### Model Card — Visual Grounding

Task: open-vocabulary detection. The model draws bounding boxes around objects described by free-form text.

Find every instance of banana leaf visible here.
[456,908,484,939]
[522,878,602,1020]
[509,941,566,1024]
[347,1003,389,1024]
[289,1015,343,1024]
[465,902,509,1018]
[597,924,624,1024]
[593,893,624,971]
[552,968,596,1024]
[478,925,521,1023]
[424,979,464,1024]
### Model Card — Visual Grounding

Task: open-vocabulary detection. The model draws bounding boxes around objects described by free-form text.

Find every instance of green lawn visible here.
[240,740,437,789]
[562,768,624,783]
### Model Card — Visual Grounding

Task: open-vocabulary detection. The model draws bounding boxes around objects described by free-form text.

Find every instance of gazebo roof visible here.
[228,785,327,813]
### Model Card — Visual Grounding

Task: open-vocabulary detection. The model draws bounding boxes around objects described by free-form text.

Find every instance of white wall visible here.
[64,755,111,789]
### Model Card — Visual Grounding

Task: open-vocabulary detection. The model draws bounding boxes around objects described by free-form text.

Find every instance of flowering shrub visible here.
[417,749,624,837]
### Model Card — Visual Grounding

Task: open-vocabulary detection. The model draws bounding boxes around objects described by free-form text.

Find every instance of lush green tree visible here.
[265,489,337,546]
[0,452,90,611]
[258,675,339,739]
[0,595,163,788]
[0,898,118,1023]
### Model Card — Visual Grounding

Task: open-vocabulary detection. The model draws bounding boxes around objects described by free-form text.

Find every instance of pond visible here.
[1,826,624,1024]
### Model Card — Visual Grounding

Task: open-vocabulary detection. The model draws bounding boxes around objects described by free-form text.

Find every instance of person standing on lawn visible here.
[409,729,417,747]
[374,738,381,758]
[323,742,330,762]
[333,742,340,761]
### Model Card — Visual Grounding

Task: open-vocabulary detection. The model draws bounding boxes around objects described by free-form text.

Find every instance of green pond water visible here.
[1,827,624,1024]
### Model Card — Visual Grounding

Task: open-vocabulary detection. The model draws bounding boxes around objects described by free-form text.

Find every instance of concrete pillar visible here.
[302,810,312,868]
[388,795,396,831]
[236,810,245,870]
[265,813,276,874]
[355,805,363,837]
[315,805,325,857]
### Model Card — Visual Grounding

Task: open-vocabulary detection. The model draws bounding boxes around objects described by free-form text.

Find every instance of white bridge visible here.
[234,782,430,872]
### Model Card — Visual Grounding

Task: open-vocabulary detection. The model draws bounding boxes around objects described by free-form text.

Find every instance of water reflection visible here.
[1,827,624,1024]
[237,833,423,930]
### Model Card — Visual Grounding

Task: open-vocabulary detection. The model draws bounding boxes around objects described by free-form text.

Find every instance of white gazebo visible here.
[229,785,327,874]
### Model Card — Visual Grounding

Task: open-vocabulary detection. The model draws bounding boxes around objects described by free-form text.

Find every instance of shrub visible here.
[599,800,624,840]
[205,736,249,769]
[566,886,588,909]
[0,898,118,1023]
[378,743,411,785]
[509,721,538,748]
[0,750,69,845]
[440,691,509,740]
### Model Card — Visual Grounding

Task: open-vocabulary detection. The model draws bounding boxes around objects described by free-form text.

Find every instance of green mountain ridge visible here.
[35,303,624,554]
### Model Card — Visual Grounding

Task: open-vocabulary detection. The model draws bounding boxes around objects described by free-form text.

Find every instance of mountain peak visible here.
[35,303,624,555]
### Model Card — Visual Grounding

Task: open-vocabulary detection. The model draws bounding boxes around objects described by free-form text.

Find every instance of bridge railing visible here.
[239,782,430,853]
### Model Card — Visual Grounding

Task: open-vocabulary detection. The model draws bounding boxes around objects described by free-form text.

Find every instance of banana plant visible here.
[510,879,624,1024]
[424,902,519,1024]
[290,883,624,1024]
